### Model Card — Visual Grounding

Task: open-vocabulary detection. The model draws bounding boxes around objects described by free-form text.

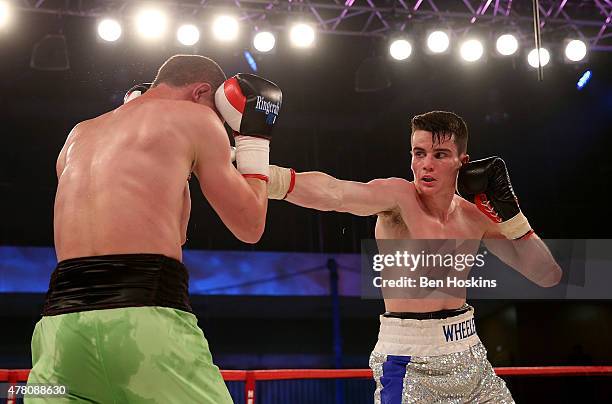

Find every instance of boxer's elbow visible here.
[234,209,266,244]
[534,264,563,288]
[235,222,265,244]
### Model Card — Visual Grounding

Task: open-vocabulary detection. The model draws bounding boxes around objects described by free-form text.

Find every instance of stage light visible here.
[460,39,484,62]
[290,23,315,48]
[135,8,167,39]
[576,70,592,90]
[496,34,518,56]
[244,50,258,72]
[427,31,450,53]
[389,39,412,61]
[565,39,587,62]
[253,31,276,52]
[212,16,239,41]
[527,48,550,68]
[97,19,122,42]
[177,24,200,46]
[0,1,11,28]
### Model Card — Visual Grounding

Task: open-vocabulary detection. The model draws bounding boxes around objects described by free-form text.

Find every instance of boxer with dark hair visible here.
[267,110,561,403]
[26,55,282,403]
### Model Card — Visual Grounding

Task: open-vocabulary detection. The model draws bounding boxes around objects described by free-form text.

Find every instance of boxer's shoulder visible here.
[127,99,223,140]
[63,119,93,144]
[370,177,415,195]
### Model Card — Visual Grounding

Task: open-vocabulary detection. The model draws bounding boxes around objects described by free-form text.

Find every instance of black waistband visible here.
[383,304,470,320]
[43,254,192,316]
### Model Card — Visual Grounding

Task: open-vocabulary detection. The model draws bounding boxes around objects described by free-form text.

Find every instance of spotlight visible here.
[97,19,122,42]
[527,47,550,68]
[389,39,412,61]
[135,9,167,39]
[0,1,11,28]
[427,31,450,53]
[460,39,484,62]
[290,23,315,48]
[244,50,258,72]
[496,34,518,56]
[565,39,587,62]
[576,70,592,90]
[177,24,200,46]
[212,16,239,41]
[253,31,276,53]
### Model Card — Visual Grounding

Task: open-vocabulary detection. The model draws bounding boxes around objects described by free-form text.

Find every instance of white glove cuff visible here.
[234,135,269,180]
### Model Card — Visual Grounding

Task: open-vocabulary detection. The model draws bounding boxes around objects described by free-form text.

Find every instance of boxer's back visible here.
[54,99,195,262]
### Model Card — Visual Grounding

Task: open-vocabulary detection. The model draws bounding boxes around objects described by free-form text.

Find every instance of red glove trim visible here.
[243,173,269,183]
[225,78,246,113]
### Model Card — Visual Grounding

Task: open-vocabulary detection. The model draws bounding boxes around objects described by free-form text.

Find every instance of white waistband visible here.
[373,306,481,357]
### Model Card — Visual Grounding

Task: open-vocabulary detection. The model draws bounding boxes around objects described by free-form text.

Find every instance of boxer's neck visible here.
[143,84,192,101]
[415,186,456,222]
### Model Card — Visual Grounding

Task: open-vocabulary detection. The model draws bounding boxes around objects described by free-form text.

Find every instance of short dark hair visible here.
[152,54,226,91]
[411,111,468,155]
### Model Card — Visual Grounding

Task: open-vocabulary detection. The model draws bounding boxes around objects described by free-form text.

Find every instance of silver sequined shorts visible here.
[369,306,514,403]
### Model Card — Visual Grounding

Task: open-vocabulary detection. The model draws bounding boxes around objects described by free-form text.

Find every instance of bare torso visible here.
[54,99,195,262]
[375,180,487,313]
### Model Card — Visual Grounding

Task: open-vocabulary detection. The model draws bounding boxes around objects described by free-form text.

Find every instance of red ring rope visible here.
[2,367,611,404]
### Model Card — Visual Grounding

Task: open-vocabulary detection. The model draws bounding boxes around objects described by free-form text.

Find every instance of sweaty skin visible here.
[54,90,267,262]
[286,130,561,312]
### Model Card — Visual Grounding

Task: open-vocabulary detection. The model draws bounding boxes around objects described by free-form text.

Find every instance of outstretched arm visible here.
[270,166,406,216]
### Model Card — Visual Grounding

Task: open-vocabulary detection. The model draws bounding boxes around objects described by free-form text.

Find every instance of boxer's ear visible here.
[461,154,470,165]
[192,83,212,102]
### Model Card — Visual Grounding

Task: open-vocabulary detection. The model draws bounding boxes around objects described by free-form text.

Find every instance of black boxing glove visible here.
[124,83,152,103]
[457,156,533,239]
[215,73,282,182]
[215,73,282,138]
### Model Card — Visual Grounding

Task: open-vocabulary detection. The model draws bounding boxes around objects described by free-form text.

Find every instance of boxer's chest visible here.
[375,201,482,240]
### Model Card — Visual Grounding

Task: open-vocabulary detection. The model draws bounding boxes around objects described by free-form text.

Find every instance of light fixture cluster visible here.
[96,9,316,53]
[0,0,12,28]
[389,31,589,67]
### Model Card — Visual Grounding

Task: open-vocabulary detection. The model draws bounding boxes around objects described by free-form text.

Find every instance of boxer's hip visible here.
[28,255,232,403]
[43,253,192,315]
[373,304,480,357]
[28,306,231,403]
[369,305,514,403]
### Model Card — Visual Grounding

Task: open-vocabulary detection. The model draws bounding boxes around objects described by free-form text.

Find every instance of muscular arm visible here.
[189,106,268,243]
[483,224,562,287]
[285,172,405,216]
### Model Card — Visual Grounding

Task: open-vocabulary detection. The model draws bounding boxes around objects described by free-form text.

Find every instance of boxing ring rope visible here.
[2,367,612,404]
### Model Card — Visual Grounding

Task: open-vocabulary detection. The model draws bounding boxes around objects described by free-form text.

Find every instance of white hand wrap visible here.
[499,212,532,240]
[234,135,270,181]
[268,165,295,199]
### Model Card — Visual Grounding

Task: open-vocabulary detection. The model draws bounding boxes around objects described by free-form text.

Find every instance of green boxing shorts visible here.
[26,254,233,404]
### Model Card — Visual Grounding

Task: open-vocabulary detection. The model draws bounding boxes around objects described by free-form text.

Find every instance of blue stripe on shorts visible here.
[380,355,412,404]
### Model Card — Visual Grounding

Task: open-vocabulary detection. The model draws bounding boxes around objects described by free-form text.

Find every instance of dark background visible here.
[1,8,612,404]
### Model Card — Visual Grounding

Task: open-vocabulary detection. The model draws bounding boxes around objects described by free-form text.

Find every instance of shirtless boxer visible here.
[267,111,562,403]
[26,55,282,403]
